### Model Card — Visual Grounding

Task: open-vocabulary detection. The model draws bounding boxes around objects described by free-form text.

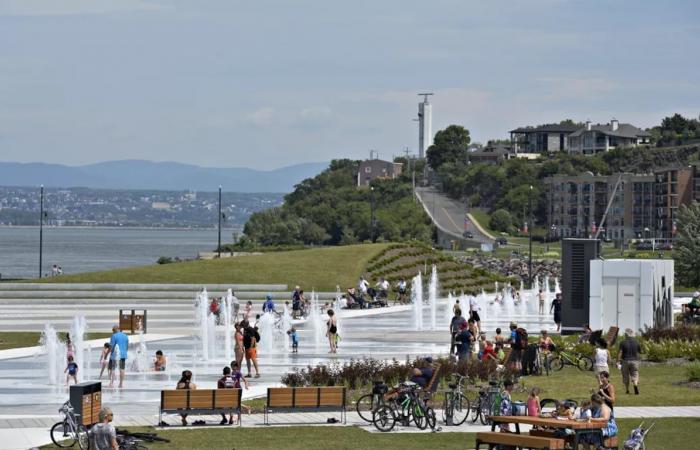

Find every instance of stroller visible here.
[623,421,654,450]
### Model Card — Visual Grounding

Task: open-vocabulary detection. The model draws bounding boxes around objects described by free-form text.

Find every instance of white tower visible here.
[418,93,433,159]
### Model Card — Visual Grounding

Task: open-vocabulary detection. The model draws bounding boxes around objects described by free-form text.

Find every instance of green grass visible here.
[36,244,390,291]
[469,208,497,236]
[511,364,698,407]
[41,418,700,449]
[0,332,113,351]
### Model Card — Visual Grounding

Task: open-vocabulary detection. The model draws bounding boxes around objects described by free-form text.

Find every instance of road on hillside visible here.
[415,187,493,244]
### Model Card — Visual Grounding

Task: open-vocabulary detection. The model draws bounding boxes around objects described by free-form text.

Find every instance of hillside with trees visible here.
[234,159,433,248]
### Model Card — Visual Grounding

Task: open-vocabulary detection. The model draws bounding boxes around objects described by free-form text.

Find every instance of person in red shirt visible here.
[481,340,496,363]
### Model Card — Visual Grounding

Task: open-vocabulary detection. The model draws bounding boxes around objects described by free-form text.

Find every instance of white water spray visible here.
[412,272,423,331]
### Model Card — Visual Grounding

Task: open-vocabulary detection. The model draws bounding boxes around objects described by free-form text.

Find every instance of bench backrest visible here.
[267,386,346,409]
[161,389,241,410]
[605,326,619,346]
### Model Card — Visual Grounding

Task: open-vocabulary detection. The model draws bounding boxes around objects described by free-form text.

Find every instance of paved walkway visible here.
[6,405,700,449]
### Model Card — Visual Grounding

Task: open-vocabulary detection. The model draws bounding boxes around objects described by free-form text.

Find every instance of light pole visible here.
[217,185,222,258]
[39,185,44,278]
[370,186,376,242]
[528,185,533,287]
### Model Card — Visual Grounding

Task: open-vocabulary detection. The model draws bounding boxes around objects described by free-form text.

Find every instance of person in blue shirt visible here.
[288,327,299,353]
[262,294,275,313]
[109,325,129,388]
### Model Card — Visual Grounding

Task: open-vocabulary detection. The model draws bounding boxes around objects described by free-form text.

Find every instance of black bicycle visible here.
[356,381,389,423]
[372,382,435,432]
[441,373,471,426]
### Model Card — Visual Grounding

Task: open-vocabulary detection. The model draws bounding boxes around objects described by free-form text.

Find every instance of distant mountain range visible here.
[0,160,329,193]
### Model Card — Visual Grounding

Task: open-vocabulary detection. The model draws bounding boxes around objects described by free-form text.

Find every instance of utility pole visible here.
[217,185,222,258]
[528,185,533,286]
[370,186,376,242]
[39,185,44,278]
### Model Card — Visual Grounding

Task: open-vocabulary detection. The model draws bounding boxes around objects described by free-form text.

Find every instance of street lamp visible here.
[528,185,533,286]
[39,185,44,278]
[217,185,222,258]
[370,186,376,243]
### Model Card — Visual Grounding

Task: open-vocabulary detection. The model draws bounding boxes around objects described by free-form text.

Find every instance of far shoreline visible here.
[0,225,242,231]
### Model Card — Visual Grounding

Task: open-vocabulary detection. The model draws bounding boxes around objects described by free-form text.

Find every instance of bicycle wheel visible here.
[479,398,491,425]
[412,401,428,430]
[470,398,481,423]
[356,393,378,423]
[50,421,76,448]
[425,407,437,430]
[550,356,564,371]
[577,355,594,372]
[452,393,470,425]
[76,424,90,450]
[372,405,396,432]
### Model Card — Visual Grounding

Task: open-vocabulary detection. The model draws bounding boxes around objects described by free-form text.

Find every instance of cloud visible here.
[535,76,619,101]
[0,0,161,16]
[296,106,333,127]
[244,107,276,126]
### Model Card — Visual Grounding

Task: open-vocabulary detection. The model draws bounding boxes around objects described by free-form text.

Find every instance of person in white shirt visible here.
[469,294,481,332]
[358,277,369,295]
[376,277,390,299]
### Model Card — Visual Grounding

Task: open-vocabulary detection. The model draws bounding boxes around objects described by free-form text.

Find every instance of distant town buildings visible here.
[357,159,403,187]
[510,119,650,155]
[467,142,514,165]
[544,163,700,241]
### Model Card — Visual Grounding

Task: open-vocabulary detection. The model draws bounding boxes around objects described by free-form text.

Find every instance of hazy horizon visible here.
[1,0,698,169]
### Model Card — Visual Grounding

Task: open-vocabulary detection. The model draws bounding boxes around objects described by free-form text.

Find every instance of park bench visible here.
[159,389,242,426]
[605,326,619,346]
[264,386,346,425]
[475,431,566,449]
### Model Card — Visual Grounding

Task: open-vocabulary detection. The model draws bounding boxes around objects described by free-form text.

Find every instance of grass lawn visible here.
[510,364,699,407]
[0,332,112,350]
[35,244,389,291]
[41,418,700,449]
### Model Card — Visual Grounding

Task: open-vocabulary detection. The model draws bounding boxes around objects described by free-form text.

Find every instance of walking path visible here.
[5,406,700,449]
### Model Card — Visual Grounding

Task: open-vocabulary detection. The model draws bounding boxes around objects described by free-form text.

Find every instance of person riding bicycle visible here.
[89,407,118,450]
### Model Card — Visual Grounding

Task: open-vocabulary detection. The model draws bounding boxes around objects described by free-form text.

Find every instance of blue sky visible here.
[0,0,698,169]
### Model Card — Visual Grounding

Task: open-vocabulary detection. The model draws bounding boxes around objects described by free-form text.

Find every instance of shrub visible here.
[490,209,515,233]
[686,363,700,382]
[156,256,173,265]
[642,324,700,342]
[642,339,700,362]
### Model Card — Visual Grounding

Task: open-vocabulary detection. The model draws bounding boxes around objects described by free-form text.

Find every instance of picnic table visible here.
[489,416,607,449]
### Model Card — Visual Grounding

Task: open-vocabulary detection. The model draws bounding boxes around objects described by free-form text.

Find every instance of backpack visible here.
[515,328,528,350]
[222,375,237,389]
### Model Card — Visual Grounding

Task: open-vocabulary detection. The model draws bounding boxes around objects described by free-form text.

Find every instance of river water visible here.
[0,227,234,279]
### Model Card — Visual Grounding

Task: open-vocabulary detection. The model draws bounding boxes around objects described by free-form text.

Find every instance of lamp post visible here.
[39,185,44,278]
[217,185,222,258]
[370,186,376,242]
[528,185,533,287]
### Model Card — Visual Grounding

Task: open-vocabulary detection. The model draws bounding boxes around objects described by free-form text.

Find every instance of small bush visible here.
[156,256,173,265]
[490,209,515,233]
[642,324,700,342]
[686,363,700,382]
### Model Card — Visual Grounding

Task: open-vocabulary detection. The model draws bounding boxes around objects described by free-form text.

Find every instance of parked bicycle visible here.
[549,349,593,372]
[356,381,389,423]
[468,381,501,426]
[50,401,90,449]
[441,373,471,426]
[372,382,436,432]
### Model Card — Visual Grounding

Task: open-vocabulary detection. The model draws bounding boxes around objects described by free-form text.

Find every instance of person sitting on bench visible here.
[346,287,365,309]
[410,357,434,388]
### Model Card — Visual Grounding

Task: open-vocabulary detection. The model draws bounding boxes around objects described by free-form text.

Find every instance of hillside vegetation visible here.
[233,159,433,248]
[40,244,389,291]
[364,243,509,294]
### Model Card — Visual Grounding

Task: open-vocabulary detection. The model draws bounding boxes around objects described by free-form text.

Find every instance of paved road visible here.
[415,187,492,244]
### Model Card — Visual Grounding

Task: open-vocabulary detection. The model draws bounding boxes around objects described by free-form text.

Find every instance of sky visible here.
[0,0,699,170]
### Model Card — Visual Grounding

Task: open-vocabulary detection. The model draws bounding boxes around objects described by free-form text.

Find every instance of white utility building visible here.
[418,93,433,158]
[589,259,674,333]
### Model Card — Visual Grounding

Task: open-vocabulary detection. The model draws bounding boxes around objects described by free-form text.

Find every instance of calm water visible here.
[0,227,231,279]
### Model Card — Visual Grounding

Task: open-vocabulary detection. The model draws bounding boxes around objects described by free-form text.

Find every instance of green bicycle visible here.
[549,349,593,372]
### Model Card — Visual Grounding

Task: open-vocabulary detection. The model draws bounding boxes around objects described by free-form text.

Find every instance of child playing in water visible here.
[65,335,75,362]
[288,328,299,353]
[99,343,111,379]
[65,355,78,385]
[154,350,167,371]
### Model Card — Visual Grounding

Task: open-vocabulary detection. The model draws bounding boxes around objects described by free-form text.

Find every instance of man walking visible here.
[89,407,118,450]
[449,308,467,355]
[617,328,642,395]
[109,325,129,388]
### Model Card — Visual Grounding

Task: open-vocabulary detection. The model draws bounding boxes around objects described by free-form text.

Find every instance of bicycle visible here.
[549,349,593,372]
[469,382,500,426]
[441,373,471,426]
[372,382,435,432]
[356,381,389,423]
[50,401,90,449]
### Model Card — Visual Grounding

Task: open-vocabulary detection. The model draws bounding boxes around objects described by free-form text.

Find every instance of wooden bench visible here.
[159,389,242,426]
[530,429,618,449]
[476,431,566,449]
[605,326,619,346]
[422,363,441,402]
[264,386,346,425]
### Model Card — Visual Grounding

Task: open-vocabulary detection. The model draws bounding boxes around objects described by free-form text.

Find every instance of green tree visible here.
[675,201,700,287]
[490,209,515,233]
[426,125,471,169]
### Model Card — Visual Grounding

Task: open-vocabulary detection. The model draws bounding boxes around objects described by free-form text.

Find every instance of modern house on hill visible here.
[567,119,651,155]
[357,159,403,187]
[509,123,580,153]
[467,143,514,165]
